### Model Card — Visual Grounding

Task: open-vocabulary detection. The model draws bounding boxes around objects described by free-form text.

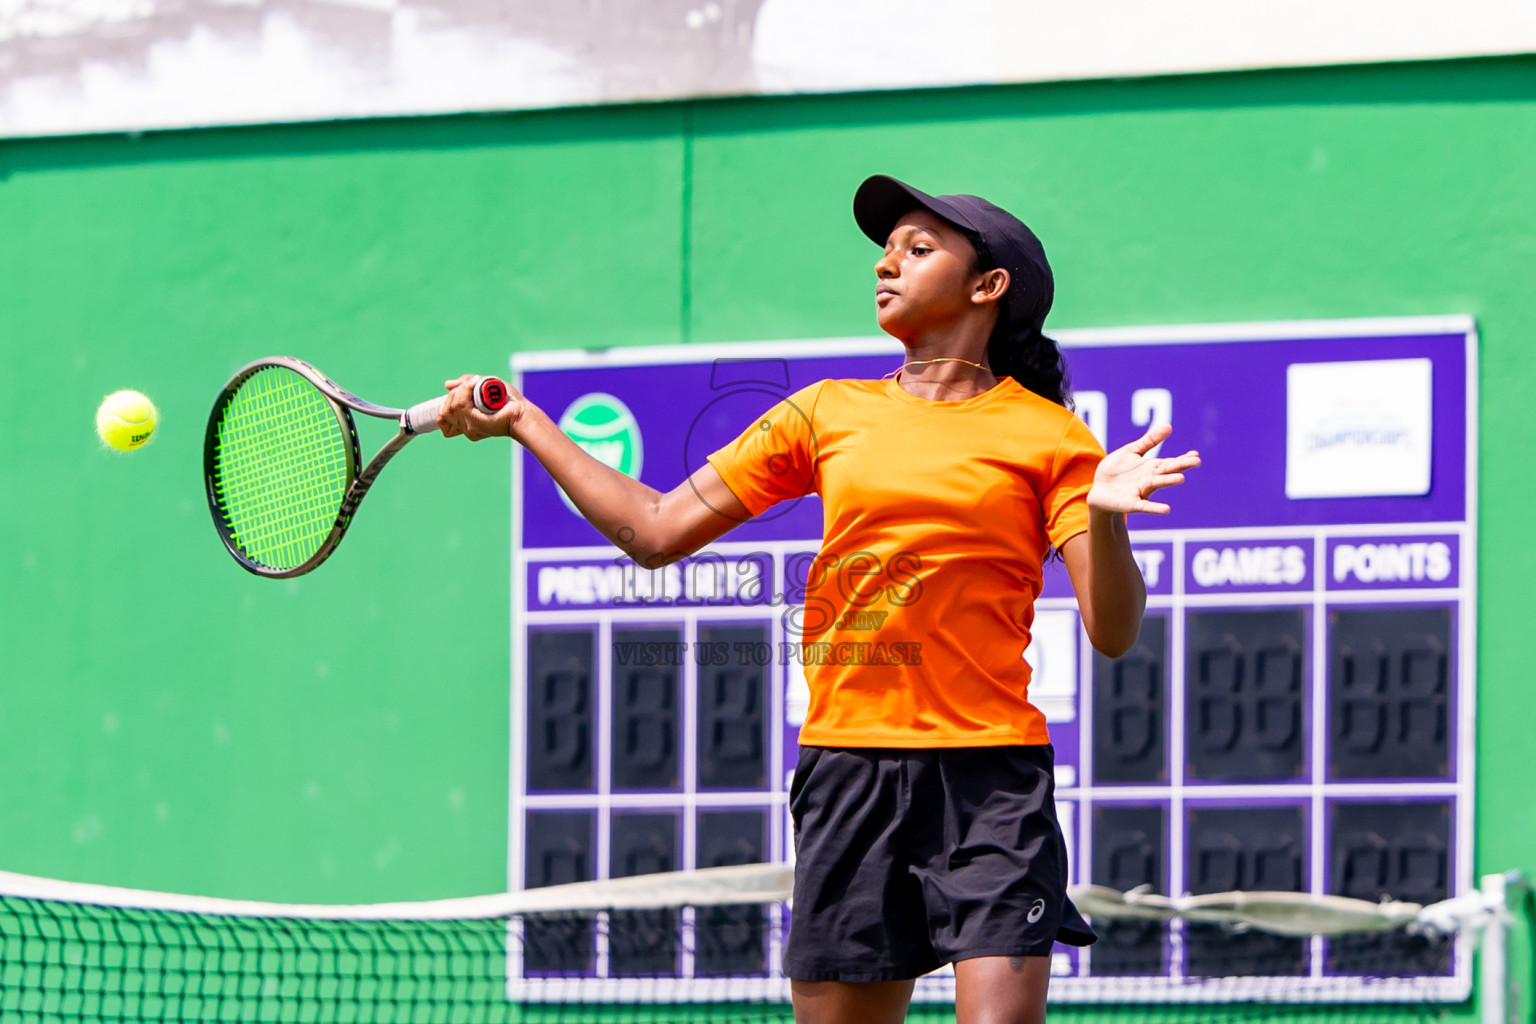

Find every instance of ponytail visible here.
[954,228,1073,560]
[964,227,1072,408]
[988,322,1072,409]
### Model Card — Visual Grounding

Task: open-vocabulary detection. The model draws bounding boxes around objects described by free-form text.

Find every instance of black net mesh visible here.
[0,896,795,1023]
[0,891,1487,1024]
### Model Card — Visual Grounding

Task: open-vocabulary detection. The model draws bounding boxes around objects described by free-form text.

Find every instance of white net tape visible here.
[0,862,793,920]
[0,863,1525,1019]
[1066,883,1512,939]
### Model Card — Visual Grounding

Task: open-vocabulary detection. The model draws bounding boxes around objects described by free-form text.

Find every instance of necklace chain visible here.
[881,356,991,380]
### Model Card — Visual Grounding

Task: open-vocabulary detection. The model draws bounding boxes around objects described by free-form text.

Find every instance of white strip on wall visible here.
[1,0,1532,139]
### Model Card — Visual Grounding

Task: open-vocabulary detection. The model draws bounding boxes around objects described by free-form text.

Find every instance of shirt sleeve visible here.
[704,381,824,518]
[1042,412,1106,549]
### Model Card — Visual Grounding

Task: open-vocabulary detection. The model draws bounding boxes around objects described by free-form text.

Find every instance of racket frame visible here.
[205,356,439,579]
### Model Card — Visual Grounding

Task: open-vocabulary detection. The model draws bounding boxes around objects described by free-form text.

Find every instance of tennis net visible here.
[0,863,793,1023]
[0,865,1525,1022]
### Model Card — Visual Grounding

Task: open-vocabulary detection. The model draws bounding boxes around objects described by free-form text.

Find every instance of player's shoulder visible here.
[810,375,1077,416]
[815,377,886,398]
[996,378,1077,423]
[993,380,1103,455]
[782,377,881,411]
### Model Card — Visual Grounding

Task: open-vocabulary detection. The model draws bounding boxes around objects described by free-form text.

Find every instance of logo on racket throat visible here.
[557,393,643,515]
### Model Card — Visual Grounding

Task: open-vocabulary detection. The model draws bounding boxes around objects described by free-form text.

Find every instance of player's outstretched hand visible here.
[1087,423,1200,515]
[438,374,529,442]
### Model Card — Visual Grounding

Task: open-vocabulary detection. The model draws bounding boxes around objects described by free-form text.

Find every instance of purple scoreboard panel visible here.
[509,316,1477,1003]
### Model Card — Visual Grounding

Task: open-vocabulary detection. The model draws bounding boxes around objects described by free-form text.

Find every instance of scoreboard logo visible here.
[1285,357,1433,499]
[556,393,644,515]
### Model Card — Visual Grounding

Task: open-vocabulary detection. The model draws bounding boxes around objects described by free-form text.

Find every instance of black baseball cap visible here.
[853,174,1054,334]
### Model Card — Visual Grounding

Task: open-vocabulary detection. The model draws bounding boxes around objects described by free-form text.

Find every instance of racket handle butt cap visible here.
[474,377,509,413]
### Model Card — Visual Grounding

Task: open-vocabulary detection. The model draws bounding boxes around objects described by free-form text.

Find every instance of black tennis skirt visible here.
[783,744,1095,983]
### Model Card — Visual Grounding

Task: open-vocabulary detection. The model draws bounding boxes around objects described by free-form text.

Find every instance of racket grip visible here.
[402,378,509,435]
[403,396,447,435]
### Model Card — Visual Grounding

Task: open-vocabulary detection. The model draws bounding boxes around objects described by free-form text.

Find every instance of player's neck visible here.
[894,331,998,401]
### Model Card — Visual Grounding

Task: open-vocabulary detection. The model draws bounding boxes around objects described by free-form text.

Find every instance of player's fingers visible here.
[463,411,494,441]
[1160,452,1201,471]
[443,374,475,391]
[444,384,478,418]
[441,401,467,435]
[1127,422,1173,456]
[1135,498,1172,514]
[438,385,481,436]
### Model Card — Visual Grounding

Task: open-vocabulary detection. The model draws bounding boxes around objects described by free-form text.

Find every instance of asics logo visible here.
[1027,899,1046,924]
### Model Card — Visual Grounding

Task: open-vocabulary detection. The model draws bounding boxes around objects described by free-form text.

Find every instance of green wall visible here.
[0,53,1531,1012]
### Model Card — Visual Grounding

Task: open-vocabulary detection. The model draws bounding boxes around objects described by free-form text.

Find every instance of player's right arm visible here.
[438,374,750,567]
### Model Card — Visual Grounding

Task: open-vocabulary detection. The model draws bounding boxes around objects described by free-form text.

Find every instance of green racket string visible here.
[211,367,352,570]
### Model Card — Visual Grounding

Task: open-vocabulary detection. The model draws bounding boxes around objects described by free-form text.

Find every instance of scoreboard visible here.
[508,316,1476,1002]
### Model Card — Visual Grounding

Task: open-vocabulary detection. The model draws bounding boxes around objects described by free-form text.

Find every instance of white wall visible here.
[755,0,1536,91]
[2,0,1533,138]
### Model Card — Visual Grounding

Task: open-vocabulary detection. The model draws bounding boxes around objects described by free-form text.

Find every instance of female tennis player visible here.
[439,174,1199,1024]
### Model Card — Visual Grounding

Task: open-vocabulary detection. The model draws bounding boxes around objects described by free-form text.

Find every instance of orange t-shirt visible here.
[706,374,1105,748]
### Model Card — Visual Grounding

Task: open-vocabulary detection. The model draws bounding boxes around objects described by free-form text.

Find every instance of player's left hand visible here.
[1087,423,1201,515]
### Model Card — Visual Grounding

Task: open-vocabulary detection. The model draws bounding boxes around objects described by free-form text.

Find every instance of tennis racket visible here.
[204,356,509,578]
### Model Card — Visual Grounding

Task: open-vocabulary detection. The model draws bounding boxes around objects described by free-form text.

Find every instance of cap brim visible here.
[853,174,980,246]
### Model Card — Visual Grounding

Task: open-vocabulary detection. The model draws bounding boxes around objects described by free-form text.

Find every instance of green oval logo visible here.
[557,393,643,515]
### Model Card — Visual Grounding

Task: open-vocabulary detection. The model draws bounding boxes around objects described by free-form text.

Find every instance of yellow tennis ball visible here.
[96,390,158,451]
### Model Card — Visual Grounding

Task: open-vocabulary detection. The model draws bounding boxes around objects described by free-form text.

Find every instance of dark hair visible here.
[965,230,1072,408]
[963,231,1074,563]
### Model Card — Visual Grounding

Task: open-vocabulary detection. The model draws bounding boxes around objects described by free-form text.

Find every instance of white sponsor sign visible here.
[1285,358,1432,499]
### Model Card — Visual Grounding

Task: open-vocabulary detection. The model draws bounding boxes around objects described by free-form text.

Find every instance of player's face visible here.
[873,210,986,337]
